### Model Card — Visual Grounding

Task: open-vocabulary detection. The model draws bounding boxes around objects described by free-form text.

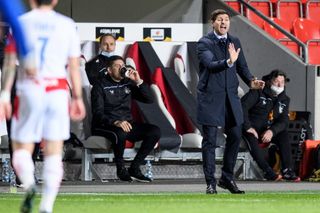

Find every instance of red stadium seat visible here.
[293,18,320,64]
[277,0,302,27]
[306,0,320,25]
[307,41,320,65]
[279,39,300,55]
[293,18,320,43]
[223,0,243,14]
[246,0,273,28]
[263,17,291,39]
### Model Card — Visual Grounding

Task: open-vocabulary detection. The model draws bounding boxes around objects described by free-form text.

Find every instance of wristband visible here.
[0,91,11,103]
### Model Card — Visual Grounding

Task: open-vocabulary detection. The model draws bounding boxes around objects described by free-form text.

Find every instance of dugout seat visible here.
[150,84,202,150]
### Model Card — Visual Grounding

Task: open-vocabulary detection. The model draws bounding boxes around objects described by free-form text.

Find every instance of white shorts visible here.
[11,78,70,143]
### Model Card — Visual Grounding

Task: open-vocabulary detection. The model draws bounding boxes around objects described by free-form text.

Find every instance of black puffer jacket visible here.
[91,74,153,128]
[241,86,290,135]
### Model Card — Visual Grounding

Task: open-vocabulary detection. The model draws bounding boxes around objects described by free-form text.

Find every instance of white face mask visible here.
[101,51,114,57]
[270,85,284,96]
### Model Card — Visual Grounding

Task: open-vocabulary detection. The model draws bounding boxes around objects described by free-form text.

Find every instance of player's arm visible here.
[0,50,17,120]
[68,57,82,99]
[68,56,86,121]
[1,51,16,93]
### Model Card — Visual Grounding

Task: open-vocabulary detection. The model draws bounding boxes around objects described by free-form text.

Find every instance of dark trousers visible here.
[93,122,160,169]
[243,130,293,176]
[202,99,241,186]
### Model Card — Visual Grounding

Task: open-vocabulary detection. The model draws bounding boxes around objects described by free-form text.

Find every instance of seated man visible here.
[241,69,300,181]
[91,55,161,182]
[85,33,116,85]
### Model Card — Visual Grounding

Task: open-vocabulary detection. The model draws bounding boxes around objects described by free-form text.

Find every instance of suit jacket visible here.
[197,31,253,127]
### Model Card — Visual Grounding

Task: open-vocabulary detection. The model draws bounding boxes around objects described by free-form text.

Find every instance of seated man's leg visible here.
[127,123,161,182]
[95,125,132,181]
[273,130,300,181]
[243,132,281,181]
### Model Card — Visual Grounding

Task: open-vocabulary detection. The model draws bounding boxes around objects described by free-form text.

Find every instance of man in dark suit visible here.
[197,9,264,194]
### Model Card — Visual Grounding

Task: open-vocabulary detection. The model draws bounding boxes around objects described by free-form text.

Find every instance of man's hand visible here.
[250,78,265,89]
[228,43,240,64]
[261,130,273,143]
[69,98,86,121]
[0,102,12,120]
[0,91,12,120]
[126,68,142,85]
[246,127,258,139]
[114,120,132,132]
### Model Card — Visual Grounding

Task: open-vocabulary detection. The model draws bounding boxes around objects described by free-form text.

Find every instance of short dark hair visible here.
[210,9,230,21]
[99,33,116,44]
[35,0,53,5]
[106,55,124,68]
[262,69,290,83]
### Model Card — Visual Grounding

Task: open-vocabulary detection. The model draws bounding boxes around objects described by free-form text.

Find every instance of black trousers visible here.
[93,122,160,169]
[202,99,241,186]
[243,130,293,176]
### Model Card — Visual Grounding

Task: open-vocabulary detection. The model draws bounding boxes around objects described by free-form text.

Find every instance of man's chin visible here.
[219,29,228,35]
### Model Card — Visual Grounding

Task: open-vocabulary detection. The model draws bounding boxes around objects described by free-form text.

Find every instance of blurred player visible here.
[0,0,30,61]
[0,0,85,212]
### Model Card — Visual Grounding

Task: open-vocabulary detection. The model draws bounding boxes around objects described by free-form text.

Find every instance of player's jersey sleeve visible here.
[67,20,81,58]
[0,0,29,57]
[4,33,17,54]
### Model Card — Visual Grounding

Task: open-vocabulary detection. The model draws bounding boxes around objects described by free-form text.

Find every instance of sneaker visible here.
[206,184,217,194]
[117,166,133,182]
[282,168,301,182]
[264,172,283,181]
[128,167,152,183]
[16,183,25,188]
[20,185,36,213]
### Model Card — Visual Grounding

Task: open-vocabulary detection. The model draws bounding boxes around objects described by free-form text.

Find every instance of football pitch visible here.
[0,192,320,213]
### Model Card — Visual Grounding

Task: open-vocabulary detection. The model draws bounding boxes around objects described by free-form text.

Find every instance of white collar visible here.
[214,31,227,40]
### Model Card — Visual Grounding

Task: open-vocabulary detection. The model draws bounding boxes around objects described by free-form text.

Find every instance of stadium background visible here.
[18,0,319,139]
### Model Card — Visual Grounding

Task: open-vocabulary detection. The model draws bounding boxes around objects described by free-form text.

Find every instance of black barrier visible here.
[288,111,313,174]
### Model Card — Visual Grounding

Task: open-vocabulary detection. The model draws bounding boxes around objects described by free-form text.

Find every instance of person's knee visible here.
[152,125,161,140]
[276,130,289,139]
[146,125,161,141]
[113,131,127,147]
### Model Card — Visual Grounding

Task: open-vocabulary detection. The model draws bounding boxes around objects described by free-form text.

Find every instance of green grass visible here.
[1,192,320,213]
